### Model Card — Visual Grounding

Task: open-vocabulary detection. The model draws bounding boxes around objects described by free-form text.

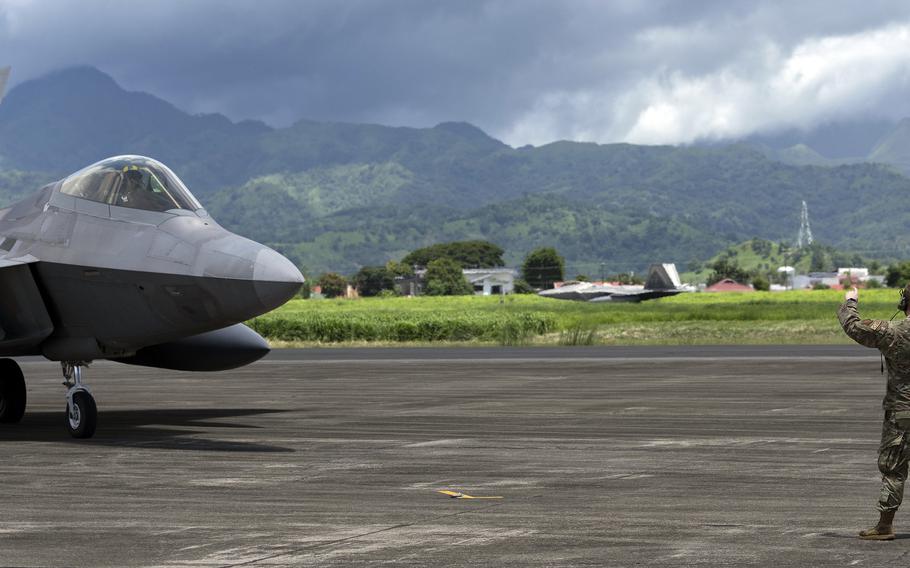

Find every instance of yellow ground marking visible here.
[437,490,503,499]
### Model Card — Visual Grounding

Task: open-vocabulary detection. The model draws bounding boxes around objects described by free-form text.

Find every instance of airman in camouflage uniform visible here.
[838,284,910,540]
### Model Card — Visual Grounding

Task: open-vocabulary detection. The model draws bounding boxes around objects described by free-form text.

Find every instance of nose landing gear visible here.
[62,362,96,439]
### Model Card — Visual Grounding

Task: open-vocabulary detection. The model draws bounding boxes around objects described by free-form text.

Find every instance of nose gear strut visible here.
[62,361,96,438]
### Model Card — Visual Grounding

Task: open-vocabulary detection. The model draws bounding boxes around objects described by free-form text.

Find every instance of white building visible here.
[793,272,840,289]
[463,268,516,295]
[403,267,517,296]
[838,267,869,280]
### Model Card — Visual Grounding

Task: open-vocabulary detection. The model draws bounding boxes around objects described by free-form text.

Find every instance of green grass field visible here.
[249,289,901,346]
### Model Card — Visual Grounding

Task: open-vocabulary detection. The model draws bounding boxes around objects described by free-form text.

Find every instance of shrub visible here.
[559,324,599,346]
[317,272,347,298]
[386,260,414,277]
[886,262,910,288]
[248,311,557,343]
[353,266,395,297]
[512,278,536,294]
[402,240,505,268]
[707,258,750,286]
[425,258,473,296]
[611,272,644,285]
[522,247,564,289]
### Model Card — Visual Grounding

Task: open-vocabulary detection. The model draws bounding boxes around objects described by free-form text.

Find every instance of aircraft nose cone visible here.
[252,246,304,311]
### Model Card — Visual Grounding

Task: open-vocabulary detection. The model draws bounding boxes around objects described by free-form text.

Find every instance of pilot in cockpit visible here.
[117,167,171,210]
[60,156,201,213]
[116,169,144,206]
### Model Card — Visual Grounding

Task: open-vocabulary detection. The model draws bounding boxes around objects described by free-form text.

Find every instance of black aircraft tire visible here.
[65,391,97,439]
[0,358,26,424]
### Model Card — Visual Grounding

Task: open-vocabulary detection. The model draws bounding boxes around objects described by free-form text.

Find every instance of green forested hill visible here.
[869,118,910,175]
[0,67,270,192]
[2,67,910,275]
[206,147,910,274]
[682,239,875,284]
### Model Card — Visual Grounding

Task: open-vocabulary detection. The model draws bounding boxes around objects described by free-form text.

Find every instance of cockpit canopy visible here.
[60,156,201,213]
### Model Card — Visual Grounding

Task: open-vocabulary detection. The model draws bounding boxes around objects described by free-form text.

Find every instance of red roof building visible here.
[705,279,754,293]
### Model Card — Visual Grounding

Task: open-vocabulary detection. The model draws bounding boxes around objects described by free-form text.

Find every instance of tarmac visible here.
[0,345,906,567]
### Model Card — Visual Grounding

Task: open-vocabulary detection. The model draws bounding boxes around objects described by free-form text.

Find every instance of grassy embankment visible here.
[249,289,901,347]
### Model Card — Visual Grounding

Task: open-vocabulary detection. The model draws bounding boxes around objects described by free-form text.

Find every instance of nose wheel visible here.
[0,358,26,423]
[62,362,96,439]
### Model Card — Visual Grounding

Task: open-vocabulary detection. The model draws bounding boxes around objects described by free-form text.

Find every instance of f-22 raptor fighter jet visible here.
[538,263,685,302]
[0,68,303,438]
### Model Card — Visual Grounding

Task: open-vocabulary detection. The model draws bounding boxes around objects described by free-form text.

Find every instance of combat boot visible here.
[859,510,896,540]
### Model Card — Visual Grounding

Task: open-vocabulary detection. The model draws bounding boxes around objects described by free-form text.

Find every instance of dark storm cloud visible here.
[2,0,910,145]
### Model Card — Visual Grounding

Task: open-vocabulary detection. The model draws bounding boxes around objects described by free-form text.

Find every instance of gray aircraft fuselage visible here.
[0,155,303,367]
[0,67,302,438]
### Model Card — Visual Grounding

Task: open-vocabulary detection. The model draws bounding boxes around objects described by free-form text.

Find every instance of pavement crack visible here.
[216,501,506,568]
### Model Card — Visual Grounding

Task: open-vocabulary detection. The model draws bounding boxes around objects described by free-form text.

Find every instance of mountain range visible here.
[2,66,910,276]
[742,117,910,173]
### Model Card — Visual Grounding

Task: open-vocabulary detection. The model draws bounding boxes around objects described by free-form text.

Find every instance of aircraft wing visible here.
[587,264,685,302]
[0,256,35,269]
[0,66,9,104]
[0,69,47,352]
[539,264,686,303]
[538,282,617,301]
[0,259,55,355]
[589,289,682,303]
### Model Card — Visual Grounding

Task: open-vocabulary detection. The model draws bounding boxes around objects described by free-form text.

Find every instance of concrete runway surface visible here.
[0,346,906,566]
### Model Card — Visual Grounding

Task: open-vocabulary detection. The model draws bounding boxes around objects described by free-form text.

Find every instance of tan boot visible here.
[859,510,896,540]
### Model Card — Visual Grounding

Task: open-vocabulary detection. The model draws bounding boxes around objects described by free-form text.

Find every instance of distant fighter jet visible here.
[538,263,685,302]
[0,70,303,438]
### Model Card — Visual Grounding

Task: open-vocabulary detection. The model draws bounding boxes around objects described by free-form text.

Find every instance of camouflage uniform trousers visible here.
[877,411,910,513]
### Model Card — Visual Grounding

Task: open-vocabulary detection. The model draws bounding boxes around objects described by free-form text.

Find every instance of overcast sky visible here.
[2,0,910,146]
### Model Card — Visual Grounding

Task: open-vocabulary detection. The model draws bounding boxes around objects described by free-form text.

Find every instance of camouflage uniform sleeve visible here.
[838,299,894,349]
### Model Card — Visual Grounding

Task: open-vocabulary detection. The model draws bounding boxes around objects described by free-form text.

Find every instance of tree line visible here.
[310,236,910,299]
[309,240,569,298]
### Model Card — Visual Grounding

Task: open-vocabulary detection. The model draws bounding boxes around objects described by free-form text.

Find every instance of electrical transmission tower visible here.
[797,200,813,248]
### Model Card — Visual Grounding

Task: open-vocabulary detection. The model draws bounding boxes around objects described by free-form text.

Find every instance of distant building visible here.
[867,274,887,286]
[705,279,754,293]
[773,267,884,291]
[809,272,839,288]
[838,267,869,280]
[463,268,516,295]
[308,283,358,299]
[395,275,424,297]
[397,268,516,296]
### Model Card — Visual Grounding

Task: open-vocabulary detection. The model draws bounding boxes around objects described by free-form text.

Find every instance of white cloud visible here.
[2,1,910,145]
[506,23,910,146]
